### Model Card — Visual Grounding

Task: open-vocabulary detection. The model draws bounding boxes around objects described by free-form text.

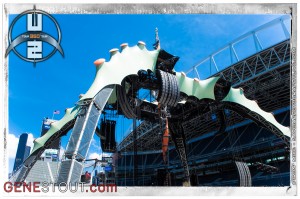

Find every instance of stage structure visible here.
[10,27,290,186]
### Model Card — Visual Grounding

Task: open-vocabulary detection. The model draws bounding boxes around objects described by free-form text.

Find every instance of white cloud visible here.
[88,152,101,160]
[59,146,65,160]
[26,133,35,151]
[87,152,111,160]
[102,152,111,157]
[7,133,19,159]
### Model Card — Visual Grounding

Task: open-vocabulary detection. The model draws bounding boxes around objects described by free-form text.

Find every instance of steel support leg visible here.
[57,86,114,184]
[169,122,190,186]
[133,116,138,186]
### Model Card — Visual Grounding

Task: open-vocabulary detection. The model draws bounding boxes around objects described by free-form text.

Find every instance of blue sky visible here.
[8,14,289,173]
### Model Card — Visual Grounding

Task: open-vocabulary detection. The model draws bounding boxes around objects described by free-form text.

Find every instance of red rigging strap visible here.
[157,103,161,112]
[162,118,169,164]
[157,103,169,164]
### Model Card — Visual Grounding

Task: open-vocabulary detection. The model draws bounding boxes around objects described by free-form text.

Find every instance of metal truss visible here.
[116,108,289,171]
[57,86,114,184]
[118,39,290,152]
[215,40,290,87]
[185,110,290,163]
[186,15,290,79]
[118,121,160,151]
[169,122,190,184]
[117,133,288,171]
[223,102,290,144]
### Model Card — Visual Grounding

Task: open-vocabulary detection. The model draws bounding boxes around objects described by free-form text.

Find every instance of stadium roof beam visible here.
[215,40,290,87]
[186,15,291,79]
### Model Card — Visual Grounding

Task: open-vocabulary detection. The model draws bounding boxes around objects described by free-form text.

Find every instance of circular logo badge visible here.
[5,6,64,64]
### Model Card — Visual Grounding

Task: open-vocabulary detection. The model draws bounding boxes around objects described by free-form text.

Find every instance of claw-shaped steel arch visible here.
[11,40,290,184]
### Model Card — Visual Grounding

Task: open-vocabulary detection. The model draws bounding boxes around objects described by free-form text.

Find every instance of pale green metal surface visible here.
[31,106,80,154]
[222,88,290,137]
[80,43,159,101]
[176,72,219,100]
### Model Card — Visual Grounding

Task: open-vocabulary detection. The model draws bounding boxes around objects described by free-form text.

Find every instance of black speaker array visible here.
[99,119,117,152]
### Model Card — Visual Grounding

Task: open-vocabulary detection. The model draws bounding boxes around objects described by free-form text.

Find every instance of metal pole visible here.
[133,116,138,186]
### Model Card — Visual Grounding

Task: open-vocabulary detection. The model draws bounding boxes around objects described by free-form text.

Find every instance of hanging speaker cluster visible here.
[97,119,117,153]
